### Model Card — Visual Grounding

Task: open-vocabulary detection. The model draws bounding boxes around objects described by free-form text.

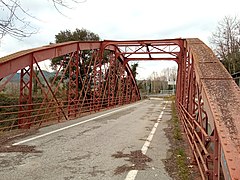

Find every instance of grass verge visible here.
[164,98,191,180]
[172,100,190,180]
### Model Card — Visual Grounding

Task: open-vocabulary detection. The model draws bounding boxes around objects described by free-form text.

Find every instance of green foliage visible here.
[0,94,18,129]
[172,101,182,140]
[50,28,101,95]
[55,28,100,43]
[0,93,18,106]
[176,148,189,180]
[164,95,175,101]
[171,100,190,179]
[51,28,100,69]
[130,62,138,78]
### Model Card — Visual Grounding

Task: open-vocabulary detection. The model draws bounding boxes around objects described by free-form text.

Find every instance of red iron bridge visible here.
[0,38,239,179]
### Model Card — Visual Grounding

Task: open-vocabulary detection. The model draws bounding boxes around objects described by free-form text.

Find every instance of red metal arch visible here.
[0,40,141,125]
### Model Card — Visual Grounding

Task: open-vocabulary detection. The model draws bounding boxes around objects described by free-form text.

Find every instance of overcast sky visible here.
[0,0,239,79]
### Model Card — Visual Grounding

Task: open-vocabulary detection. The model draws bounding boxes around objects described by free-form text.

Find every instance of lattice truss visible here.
[0,45,140,130]
[117,42,180,61]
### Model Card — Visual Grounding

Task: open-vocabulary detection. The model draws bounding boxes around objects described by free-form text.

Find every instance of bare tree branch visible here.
[0,0,86,39]
[0,0,37,39]
[210,16,240,74]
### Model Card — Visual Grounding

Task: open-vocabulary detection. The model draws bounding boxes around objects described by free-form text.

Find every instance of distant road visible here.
[0,99,172,180]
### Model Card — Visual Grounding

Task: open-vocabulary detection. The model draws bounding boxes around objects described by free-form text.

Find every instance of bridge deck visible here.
[0,99,180,180]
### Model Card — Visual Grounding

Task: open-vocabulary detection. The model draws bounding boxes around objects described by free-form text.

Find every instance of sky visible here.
[0,0,239,79]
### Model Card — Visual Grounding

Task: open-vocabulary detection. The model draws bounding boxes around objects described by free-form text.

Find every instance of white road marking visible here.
[149,97,163,100]
[13,102,143,146]
[125,103,167,180]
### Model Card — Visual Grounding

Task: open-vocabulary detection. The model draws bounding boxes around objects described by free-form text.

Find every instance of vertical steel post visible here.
[108,52,117,107]
[213,128,220,180]
[118,63,125,105]
[125,75,132,104]
[18,58,33,129]
[93,50,102,111]
[68,51,79,118]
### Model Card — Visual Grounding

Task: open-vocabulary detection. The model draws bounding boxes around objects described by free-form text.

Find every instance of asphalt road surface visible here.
[0,98,172,180]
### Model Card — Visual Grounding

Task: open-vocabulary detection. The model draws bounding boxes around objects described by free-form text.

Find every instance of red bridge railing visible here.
[0,41,140,130]
[176,38,240,180]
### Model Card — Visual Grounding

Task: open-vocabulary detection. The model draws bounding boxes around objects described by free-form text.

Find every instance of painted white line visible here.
[149,97,162,100]
[125,170,138,180]
[13,102,143,146]
[125,103,166,180]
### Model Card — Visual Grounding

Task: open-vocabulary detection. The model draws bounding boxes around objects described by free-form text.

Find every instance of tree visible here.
[55,28,100,43]
[130,62,138,78]
[51,28,100,69]
[50,28,100,98]
[0,0,84,39]
[210,16,240,74]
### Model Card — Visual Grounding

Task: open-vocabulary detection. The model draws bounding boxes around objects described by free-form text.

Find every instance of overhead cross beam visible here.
[101,39,182,64]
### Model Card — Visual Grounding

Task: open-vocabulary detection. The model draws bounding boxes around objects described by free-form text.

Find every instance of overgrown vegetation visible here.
[164,95,175,102]
[0,93,19,129]
[0,93,49,131]
[164,98,192,180]
[171,101,189,179]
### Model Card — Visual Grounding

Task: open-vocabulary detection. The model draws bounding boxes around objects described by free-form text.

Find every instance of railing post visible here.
[108,52,117,107]
[213,128,220,180]
[93,50,102,111]
[68,51,79,118]
[18,58,33,129]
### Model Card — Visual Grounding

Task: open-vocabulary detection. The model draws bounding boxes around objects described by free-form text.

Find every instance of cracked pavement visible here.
[0,99,172,180]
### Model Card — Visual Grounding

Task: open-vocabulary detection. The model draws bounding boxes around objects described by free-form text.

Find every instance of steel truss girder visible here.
[68,51,79,117]
[18,63,33,128]
[101,39,182,64]
[107,52,117,107]
[177,38,240,180]
[92,50,102,111]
